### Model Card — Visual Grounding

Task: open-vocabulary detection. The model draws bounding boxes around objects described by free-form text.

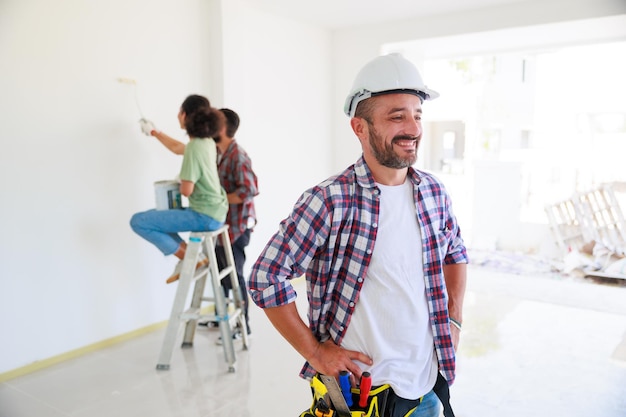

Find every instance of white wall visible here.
[219,1,333,274]
[0,0,214,375]
[0,0,331,375]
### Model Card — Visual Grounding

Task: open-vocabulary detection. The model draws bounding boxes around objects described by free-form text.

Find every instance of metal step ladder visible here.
[156,225,248,372]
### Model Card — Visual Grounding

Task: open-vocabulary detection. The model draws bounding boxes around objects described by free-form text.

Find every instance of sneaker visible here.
[198,320,219,328]
[215,328,251,345]
[166,253,209,284]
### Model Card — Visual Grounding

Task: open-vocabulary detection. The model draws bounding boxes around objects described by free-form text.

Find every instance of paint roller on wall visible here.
[117,76,156,136]
[117,77,182,210]
[117,77,145,119]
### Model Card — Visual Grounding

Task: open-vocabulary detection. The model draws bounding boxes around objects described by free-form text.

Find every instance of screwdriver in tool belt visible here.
[339,371,353,407]
[359,372,372,408]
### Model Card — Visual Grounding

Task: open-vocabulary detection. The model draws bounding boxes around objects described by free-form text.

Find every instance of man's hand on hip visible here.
[309,339,372,382]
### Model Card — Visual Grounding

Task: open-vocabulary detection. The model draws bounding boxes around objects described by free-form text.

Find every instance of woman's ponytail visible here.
[185,107,224,138]
[180,94,224,139]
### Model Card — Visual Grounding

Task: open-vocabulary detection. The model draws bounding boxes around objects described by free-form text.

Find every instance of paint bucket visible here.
[154,180,182,210]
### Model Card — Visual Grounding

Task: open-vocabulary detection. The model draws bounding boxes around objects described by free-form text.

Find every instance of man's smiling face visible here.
[363,93,423,169]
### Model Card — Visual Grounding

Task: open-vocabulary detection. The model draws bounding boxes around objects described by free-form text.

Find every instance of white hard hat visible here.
[344,53,439,117]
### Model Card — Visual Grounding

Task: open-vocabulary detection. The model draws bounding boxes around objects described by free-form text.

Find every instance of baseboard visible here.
[0,304,216,383]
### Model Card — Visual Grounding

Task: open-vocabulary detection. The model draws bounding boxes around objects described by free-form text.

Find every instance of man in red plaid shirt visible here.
[213,108,258,340]
[249,54,467,417]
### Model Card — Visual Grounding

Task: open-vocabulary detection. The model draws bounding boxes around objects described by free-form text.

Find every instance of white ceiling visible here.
[248,0,533,29]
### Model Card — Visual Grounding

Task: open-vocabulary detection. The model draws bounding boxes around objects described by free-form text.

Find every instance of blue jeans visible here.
[130,208,223,255]
[410,391,441,417]
[386,389,441,417]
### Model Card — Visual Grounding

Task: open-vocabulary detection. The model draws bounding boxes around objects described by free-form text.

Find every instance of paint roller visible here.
[117,77,146,119]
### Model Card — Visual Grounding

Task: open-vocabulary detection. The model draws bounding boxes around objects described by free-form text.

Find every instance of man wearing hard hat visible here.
[249,53,468,417]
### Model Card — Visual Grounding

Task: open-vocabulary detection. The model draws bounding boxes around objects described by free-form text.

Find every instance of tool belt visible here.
[299,373,455,417]
[299,374,394,417]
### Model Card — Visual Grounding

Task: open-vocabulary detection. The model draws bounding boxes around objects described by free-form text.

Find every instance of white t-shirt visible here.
[341,178,438,399]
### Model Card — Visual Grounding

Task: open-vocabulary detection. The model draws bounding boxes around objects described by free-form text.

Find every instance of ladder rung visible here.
[218,266,234,280]
[192,265,209,281]
[205,309,242,323]
[180,307,201,321]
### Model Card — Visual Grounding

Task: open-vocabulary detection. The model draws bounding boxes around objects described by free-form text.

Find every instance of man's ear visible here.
[350,117,368,142]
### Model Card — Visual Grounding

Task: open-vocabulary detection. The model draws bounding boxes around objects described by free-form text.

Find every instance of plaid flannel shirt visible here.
[248,156,468,384]
[217,140,258,243]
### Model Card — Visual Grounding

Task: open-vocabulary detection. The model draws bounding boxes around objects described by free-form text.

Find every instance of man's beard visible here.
[368,125,419,169]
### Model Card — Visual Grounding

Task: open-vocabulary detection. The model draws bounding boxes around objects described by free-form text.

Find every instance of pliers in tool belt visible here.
[314,398,334,417]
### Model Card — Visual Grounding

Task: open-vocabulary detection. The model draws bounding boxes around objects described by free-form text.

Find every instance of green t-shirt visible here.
[180,138,228,222]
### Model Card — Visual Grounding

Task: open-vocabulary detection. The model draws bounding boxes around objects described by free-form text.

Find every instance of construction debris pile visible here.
[545,183,626,280]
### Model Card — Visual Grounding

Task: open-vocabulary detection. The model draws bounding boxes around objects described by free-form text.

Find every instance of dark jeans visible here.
[216,229,251,332]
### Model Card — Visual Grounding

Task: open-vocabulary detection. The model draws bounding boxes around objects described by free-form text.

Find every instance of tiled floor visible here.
[1,264,625,417]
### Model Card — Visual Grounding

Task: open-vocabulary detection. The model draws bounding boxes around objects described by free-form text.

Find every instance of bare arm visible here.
[264,302,372,379]
[180,180,194,197]
[152,130,186,155]
[227,152,258,205]
[443,263,467,351]
[227,193,243,204]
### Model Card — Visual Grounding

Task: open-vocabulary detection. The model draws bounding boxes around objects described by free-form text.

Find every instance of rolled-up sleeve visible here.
[248,188,330,308]
[443,192,468,265]
[235,154,258,202]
